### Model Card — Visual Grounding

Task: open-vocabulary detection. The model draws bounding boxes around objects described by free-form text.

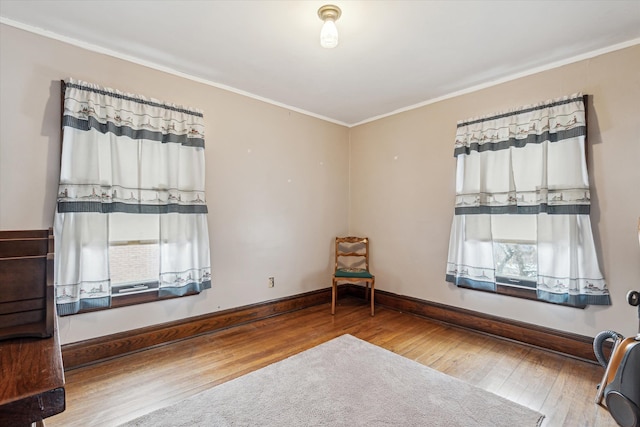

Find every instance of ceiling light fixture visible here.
[318,4,341,49]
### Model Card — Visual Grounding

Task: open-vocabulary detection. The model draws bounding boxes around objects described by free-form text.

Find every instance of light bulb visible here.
[318,5,341,49]
[320,19,339,48]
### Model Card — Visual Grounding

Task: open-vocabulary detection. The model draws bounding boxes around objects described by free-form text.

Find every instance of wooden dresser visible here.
[0,321,65,426]
[0,229,65,425]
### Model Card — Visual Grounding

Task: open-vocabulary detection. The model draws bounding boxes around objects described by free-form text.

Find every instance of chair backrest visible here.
[335,236,370,272]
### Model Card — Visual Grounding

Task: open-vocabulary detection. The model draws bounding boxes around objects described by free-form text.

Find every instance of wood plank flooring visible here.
[47,297,618,427]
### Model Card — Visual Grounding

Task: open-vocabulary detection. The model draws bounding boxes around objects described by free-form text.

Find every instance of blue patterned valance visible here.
[63,80,204,147]
[454,94,586,157]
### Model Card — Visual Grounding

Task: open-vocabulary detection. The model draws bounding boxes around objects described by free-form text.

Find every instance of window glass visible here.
[109,213,159,296]
[493,242,537,282]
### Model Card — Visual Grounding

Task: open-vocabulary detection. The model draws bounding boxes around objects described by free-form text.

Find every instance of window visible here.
[494,241,537,293]
[109,242,159,294]
[55,79,211,315]
[446,94,609,307]
[491,215,537,297]
[108,214,160,304]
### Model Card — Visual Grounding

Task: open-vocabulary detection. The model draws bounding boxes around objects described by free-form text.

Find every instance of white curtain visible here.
[446,93,610,306]
[55,78,211,315]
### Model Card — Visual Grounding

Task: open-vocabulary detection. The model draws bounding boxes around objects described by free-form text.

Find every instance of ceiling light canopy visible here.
[318,4,341,49]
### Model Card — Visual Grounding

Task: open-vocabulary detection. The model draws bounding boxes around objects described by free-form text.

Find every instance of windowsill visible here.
[113,290,199,309]
[59,290,200,316]
[497,285,584,308]
[112,291,166,308]
[457,282,586,309]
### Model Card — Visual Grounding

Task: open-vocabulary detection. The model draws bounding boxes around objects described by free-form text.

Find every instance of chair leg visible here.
[370,279,375,316]
[365,282,370,301]
[331,278,336,315]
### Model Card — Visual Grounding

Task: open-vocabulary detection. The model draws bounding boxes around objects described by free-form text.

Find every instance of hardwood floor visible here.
[47,297,618,427]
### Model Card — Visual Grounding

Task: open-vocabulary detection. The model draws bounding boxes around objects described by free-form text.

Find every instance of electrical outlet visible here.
[268,277,275,288]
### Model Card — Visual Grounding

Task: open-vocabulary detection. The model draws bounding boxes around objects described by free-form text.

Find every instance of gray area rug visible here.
[121,334,544,426]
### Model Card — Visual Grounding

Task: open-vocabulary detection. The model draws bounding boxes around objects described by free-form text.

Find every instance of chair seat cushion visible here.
[335,267,373,278]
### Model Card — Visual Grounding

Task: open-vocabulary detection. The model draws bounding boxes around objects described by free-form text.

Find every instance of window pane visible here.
[109,243,159,286]
[109,213,158,243]
[109,213,159,294]
[493,241,537,280]
[491,215,536,242]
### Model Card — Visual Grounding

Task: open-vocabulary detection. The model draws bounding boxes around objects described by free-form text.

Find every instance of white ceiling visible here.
[1,0,639,126]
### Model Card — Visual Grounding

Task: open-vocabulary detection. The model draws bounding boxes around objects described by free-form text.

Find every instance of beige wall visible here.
[0,24,350,344]
[350,44,640,339]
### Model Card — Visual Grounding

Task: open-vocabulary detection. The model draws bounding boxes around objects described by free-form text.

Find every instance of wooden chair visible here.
[332,236,375,316]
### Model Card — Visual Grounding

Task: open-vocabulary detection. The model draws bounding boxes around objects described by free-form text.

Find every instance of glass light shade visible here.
[320,19,339,48]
